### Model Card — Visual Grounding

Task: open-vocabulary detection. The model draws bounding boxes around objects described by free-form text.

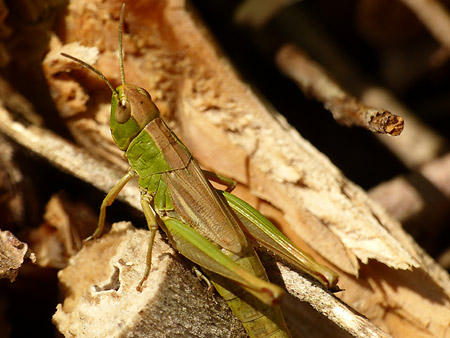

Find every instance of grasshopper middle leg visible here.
[203,170,237,192]
[137,193,159,291]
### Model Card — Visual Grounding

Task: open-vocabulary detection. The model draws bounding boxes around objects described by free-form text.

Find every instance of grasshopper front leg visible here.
[86,169,136,242]
[191,265,214,291]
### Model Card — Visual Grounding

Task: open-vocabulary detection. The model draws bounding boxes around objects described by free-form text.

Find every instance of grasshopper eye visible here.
[115,98,131,123]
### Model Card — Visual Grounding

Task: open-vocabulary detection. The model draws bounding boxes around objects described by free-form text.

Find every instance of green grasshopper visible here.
[61,4,339,337]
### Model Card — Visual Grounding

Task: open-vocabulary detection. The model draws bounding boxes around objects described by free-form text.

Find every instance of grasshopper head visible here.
[110,84,160,150]
[61,4,160,151]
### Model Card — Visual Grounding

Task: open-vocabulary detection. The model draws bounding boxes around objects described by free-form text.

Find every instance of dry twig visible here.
[274,7,447,168]
[369,152,450,242]
[234,0,297,28]
[400,0,450,52]
[276,44,404,136]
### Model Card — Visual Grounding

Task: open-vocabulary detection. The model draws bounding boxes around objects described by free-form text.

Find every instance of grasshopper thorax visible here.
[110,84,160,151]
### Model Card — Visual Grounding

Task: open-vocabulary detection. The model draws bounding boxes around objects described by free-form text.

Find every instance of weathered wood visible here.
[0,230,35,282]
[0,0,447,336]
[53,222,248,338]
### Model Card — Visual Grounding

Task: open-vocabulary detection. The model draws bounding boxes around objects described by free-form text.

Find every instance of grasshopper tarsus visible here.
[136,278,146,293]
[192,266,213,291]
[83,230,101,243]
[329,285,344,293]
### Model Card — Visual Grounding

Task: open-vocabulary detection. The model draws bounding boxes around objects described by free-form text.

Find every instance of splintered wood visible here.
[28,193,99,269]
[1,0,450,337]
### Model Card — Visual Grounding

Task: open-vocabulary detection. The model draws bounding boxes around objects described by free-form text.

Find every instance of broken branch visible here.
[276,44,404,136]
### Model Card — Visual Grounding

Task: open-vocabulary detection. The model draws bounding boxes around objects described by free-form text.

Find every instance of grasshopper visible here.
[61,4,339,337]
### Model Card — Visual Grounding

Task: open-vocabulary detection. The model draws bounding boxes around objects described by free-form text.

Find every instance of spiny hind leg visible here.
[85,169,135,242]
[137,193,159,291]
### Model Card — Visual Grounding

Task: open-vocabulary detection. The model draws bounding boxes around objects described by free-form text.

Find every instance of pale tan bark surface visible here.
[1,0,450,337]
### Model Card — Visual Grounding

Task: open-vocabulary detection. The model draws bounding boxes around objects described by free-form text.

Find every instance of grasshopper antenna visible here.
[119,3,126,86]
[60,52,119,101]
[59,4,128,99]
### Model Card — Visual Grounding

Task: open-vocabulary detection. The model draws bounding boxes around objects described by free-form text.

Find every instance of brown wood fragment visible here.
[360,87,448,168]
[0,230,35,282]
[276,44,404,136]
[277,262,392,338]
[28,192,99,269]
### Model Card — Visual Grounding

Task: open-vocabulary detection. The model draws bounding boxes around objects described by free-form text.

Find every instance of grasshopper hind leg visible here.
[137,194,159,292]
